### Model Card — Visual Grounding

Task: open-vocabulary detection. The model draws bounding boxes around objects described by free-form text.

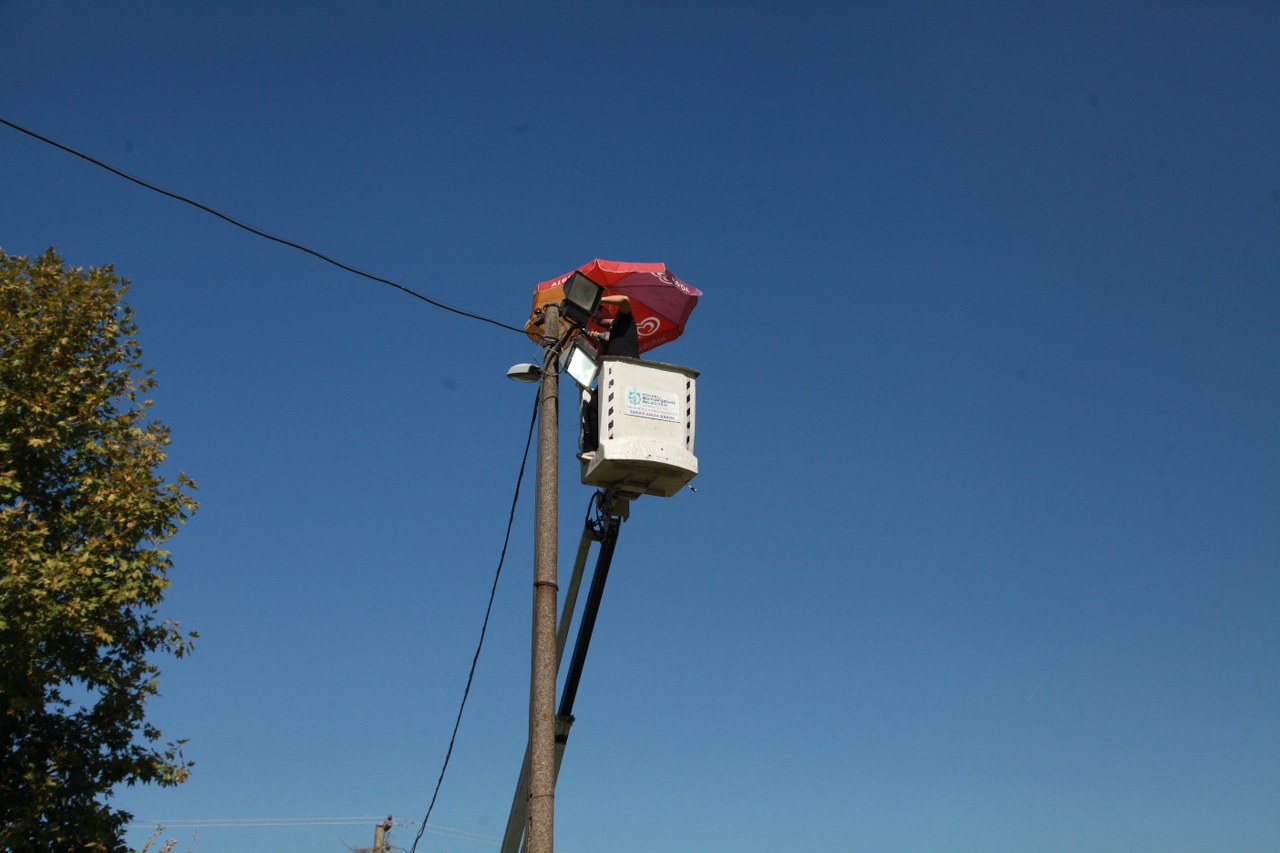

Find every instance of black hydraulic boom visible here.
[500,489,629,853]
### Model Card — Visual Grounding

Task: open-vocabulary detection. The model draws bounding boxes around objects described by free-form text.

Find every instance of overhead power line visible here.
[395,820,499,845]
[130,816,383,828]
[129,817,495,842]
[0,115,526,335]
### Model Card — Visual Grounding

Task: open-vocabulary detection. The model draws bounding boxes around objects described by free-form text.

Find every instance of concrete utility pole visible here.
[372,816,392,853]
[528,304,560,853]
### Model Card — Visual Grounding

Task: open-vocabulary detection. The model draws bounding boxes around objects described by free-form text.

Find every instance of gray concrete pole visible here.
[501,521,597,853]
[373,816,391,853]
[528,304,560,853]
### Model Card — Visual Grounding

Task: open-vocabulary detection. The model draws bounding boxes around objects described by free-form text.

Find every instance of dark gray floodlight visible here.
[560,272,604,326]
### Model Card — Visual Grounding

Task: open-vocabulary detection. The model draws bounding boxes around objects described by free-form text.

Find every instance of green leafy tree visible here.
[0,248,198,851]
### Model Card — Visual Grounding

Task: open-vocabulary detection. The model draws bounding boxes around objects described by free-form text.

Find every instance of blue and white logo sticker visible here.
[624,387,680,422]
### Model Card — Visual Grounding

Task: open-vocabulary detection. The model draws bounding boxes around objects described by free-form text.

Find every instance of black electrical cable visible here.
[0,115,525,335]
[408,390,539,853]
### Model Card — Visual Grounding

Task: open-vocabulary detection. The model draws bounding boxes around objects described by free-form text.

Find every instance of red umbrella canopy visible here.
[524,259,702,354]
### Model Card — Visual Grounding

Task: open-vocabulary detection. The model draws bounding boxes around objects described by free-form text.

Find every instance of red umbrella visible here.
[524,259,701,354]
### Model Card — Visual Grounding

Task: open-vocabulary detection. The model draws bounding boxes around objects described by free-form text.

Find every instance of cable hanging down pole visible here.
[407,392,541,853]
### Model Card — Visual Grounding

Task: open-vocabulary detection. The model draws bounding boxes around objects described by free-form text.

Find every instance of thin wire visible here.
[395,822,500,845]
[0,115,526,335]
[128,817,495,841]
[130,818,378,828]
[130,815,381,822]
[409,390,540,853]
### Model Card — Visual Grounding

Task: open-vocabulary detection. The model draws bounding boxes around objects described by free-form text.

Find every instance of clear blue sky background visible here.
[3,2,1278,851]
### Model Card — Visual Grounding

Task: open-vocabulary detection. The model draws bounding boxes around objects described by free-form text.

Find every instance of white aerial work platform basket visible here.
[580,356,698,498]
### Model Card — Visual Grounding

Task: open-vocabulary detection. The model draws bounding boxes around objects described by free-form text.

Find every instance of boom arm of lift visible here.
[500,490,628,853]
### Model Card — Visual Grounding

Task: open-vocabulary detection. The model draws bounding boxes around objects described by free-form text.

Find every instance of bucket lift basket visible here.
[580,356,698,498]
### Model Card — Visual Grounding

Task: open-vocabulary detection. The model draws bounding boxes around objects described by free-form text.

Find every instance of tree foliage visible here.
[0,248,198,851]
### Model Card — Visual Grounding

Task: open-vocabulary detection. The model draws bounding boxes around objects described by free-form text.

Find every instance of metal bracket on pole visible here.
[553,714,574,779]
[601,488,633,520]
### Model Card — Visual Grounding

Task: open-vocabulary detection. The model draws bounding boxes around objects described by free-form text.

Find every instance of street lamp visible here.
[506,363,542,383]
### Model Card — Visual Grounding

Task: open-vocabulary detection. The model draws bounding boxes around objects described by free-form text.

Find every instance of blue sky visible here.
[2,2,1278,851]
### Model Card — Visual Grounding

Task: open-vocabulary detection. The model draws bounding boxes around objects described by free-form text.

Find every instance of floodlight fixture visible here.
[559,336,600,390]
[559,272,604,327]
